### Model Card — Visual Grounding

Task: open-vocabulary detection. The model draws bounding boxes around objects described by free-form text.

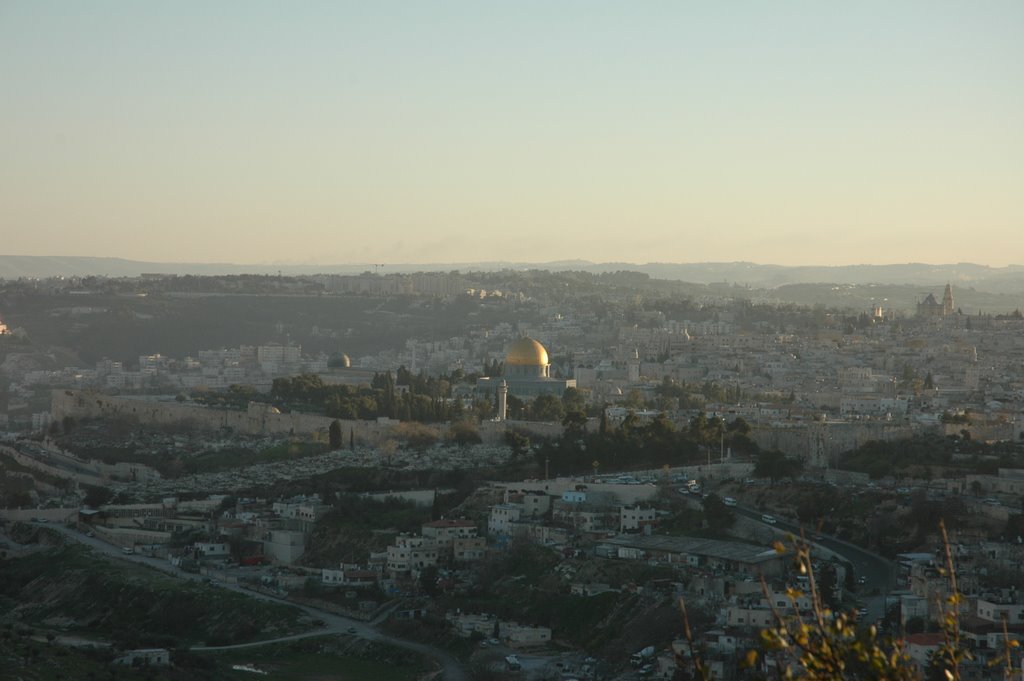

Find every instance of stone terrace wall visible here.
[0,444,106,487]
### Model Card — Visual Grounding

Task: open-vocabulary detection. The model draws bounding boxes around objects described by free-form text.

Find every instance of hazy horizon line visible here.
[2,254,1022,271]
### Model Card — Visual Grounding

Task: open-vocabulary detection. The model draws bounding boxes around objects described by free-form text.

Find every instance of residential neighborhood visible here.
[2,268,1023,679]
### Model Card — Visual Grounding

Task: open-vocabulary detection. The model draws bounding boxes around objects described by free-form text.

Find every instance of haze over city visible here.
[2,2,1022,267]
[4,5,1024,681]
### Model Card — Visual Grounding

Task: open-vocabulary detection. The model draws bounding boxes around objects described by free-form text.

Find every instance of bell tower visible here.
[942,283,954,316]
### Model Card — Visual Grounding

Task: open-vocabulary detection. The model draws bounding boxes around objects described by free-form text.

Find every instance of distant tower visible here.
[627,348,640,383]
[942,283,955,316]
[496,380,508,421]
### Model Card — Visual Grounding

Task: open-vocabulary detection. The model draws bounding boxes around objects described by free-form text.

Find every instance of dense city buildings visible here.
[2,270,1023,679]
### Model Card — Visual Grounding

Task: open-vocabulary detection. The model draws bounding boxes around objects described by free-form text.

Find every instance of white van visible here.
[761,514,776,525]
[723,497,737,507]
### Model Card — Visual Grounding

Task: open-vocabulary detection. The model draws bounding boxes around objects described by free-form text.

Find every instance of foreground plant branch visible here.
[675,523,1020,680]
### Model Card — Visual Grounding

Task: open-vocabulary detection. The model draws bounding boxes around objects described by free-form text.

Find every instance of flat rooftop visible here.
[601,535,784,564]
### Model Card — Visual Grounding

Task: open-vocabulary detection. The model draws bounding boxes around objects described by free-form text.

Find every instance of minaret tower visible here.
[496,380,508,421]
[942,283,954,316]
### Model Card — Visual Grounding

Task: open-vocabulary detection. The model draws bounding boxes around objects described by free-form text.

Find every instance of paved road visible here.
[731,504,896,622]
[47,525,468,680]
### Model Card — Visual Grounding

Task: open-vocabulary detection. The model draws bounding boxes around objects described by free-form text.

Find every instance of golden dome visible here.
[505,337,549,366]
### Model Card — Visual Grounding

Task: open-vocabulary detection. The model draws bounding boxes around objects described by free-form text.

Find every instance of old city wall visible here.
[752,421,922,466]
[51,390,410,446]
[944,422,1017,442]
[479,420,565,445]
[52,390,570,448]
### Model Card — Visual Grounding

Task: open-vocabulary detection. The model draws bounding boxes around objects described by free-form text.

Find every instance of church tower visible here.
[942,283,954,316]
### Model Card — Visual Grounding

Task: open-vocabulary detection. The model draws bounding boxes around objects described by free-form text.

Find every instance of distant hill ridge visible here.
[1,255,1023,292]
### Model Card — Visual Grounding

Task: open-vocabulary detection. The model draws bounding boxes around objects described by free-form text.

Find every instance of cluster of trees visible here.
[533,409,771,476]
[191,383,261,409]
[204,371,782,435]
[700,493,737,531]
[269,371,483,423]
[839,434,1021,479]
[268,364,591,425]
[654,376,744,408]
[752,449,805,482]
[481,359,504,377]
[502,387,587,422]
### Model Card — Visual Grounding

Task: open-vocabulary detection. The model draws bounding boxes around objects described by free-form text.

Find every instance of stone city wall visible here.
[52,389,412,446]
[51,390,570,448]
[944,422,1017,442]
[752,421,922,466]
[480,420,565,444]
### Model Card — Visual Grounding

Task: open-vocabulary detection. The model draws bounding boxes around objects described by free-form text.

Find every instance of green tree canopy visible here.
[531,394,565,422]
[328,419,342,449]
[753,449,804,482]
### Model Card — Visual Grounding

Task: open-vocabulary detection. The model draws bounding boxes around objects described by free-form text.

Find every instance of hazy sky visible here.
[2,2,1022,267]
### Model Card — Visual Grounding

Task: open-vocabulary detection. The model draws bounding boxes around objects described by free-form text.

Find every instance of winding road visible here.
[731,503,897,622]
[48,525,468,680]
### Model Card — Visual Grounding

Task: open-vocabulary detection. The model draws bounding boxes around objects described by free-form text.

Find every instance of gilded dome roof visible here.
[505,337,549,366]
